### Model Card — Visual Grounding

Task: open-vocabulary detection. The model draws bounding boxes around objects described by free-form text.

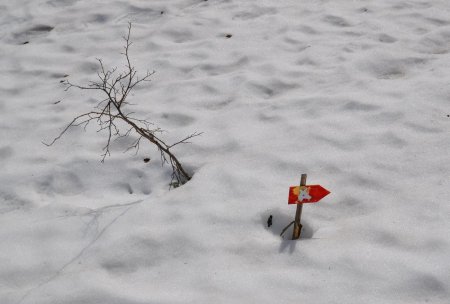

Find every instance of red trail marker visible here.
[288,185,330,204]
[280,175,331,240]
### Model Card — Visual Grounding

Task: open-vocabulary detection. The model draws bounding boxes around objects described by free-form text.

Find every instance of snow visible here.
[1,0,450,303]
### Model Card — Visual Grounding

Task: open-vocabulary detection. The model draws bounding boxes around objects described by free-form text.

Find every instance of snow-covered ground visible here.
[1,0,450,303]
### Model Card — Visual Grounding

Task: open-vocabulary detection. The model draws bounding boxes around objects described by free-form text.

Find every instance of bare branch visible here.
[47,23,200,186]
[168,132,203,148]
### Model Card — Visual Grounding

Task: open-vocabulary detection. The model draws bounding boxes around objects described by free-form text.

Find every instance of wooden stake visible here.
[292,174,307,240]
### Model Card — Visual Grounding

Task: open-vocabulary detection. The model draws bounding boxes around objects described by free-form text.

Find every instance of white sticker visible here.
[298,186,311,201]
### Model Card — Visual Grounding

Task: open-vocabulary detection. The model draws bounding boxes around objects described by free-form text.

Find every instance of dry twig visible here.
[45,23,201,186]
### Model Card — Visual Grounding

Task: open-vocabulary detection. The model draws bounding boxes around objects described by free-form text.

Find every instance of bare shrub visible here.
[46,23,201,186]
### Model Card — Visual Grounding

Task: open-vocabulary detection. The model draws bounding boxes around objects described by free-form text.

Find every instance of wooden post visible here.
[292,174,307,240]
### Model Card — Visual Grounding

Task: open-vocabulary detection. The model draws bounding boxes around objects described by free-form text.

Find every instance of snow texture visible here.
[1,0,450,303]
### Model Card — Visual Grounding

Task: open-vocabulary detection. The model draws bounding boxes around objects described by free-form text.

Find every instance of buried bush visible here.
[46,23,201,186]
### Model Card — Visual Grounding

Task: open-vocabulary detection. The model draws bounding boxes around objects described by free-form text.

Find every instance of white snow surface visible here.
[1,0,450,303]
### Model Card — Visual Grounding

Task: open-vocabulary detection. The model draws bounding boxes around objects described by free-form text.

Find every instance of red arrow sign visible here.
[288,185,330,204]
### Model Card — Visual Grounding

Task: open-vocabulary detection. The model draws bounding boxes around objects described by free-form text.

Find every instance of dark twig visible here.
[280,221,295,238]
